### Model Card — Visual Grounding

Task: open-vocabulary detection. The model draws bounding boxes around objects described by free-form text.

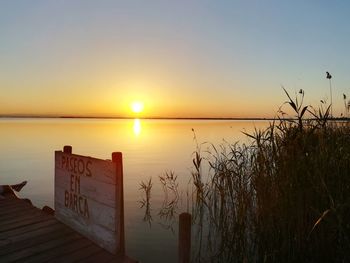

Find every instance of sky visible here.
[0,0,349,118]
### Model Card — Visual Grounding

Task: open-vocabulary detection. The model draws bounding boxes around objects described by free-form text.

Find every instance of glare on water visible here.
[0,118,269,262]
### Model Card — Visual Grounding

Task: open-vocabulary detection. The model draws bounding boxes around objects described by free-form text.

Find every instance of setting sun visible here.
[131,101,144,114]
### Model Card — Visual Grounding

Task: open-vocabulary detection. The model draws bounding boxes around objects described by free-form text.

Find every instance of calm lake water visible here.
[0,118,269,262]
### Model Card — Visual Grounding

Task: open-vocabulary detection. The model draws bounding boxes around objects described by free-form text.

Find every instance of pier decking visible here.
[0,196,135,263]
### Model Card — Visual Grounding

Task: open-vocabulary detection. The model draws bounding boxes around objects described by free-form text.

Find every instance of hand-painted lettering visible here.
[64,190,69,206]
[64,190,90,219]
[70,174,74,191]
[64,171,89,218]
[60,154,93,177]
[86,160,92,177]
[78,159,84,174]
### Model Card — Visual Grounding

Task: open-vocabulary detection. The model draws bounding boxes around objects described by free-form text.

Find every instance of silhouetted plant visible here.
[189,89,350,262]
[140,89,350,262]
[158,171,179,232]
[139,177,153,226]
[281,87,308,131]
[343,93,350,118]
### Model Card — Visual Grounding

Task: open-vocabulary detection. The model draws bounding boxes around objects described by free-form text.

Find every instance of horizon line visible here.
[1,114,349,121]
[0,114,274,121]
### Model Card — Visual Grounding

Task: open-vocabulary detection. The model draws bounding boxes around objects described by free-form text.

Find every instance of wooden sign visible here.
[54,146,124,255]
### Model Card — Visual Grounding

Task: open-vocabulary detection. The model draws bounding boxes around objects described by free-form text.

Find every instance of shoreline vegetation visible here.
[140,90,350,262]
[1,115,350,121]
[0,115,282,120]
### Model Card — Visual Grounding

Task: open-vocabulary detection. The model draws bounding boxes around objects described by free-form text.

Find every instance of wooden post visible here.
[112,152,125,256]
[179,212,191,263]
[63,145,72,154]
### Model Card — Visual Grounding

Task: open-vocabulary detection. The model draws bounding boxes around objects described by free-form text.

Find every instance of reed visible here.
[139,177,153,226]
[158,171,180,232]
[189,90,350,262]
[139,90,350,262]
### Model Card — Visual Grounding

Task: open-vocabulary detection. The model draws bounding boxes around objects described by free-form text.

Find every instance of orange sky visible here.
[1,1,349,118]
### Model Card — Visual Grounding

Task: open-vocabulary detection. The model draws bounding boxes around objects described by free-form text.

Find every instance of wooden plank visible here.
[0,199,27,208]
[0,207,37,219]
[1,222,67,245]
[55,190,117,231]
[0,197,31,205]
[55,172,116,208]
[55,151,117,185]
[15,237,94,263]
[0,218,58,238]
[107,255,138,263]
[0,222,73,255]
[54,149,124,254]
[0,196,134,263]
[0,201,39,213]
[76,250,115,263]
[48,243,103,263]
[0,202,35,213]
[0,213,53,232]
[55,207,117,253]
[0,232,83,262]
[0,208,50,226]
[0,201,35,216]
[0,206,45,221]
[0,209,46,225]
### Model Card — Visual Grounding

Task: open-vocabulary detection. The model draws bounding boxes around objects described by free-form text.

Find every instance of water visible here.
[0,118,269,262]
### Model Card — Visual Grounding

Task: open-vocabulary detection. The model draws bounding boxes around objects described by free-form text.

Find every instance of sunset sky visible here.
[1,1,349,118]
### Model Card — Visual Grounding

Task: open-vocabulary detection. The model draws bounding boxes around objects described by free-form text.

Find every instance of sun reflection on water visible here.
[133,118,142,136]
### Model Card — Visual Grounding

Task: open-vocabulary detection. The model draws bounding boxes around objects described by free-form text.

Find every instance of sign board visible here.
[54,146,124,255]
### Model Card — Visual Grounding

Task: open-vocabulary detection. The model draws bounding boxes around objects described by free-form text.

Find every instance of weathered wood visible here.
[20,237,93,263]
[0,218,58,238]
[64,145,72,153]
[42,205,55,215]
[0,199,30,208]
[0,201,34,215]
[0,223,73,256]
[1,231,82,262]
[0,206,43,221]
[55,174,116,208]
[55,196,116,230]
[49,244,103,263]
[107,256,137,263]
[0,213,53,232]
[54,147,125,255]
[76,249,116,263]
[0,221,63,245]
[0,209,47,224]
[0,197,136,263]
[178,212,191,263]
[55,202,118,253]
[55,151,117,185]
[112,151,125,256]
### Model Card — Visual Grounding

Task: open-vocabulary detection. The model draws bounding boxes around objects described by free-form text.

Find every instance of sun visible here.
[131,101,144,114]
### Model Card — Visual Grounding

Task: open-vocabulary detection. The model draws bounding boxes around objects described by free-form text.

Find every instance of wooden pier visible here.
[0,196,135,263]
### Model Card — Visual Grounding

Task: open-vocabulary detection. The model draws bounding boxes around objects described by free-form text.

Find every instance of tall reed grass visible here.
[139,90,350,262]
[190,90,350,262]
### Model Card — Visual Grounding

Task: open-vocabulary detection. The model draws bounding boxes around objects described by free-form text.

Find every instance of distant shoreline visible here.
[0,115,279,121]
[0,115,349,121]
